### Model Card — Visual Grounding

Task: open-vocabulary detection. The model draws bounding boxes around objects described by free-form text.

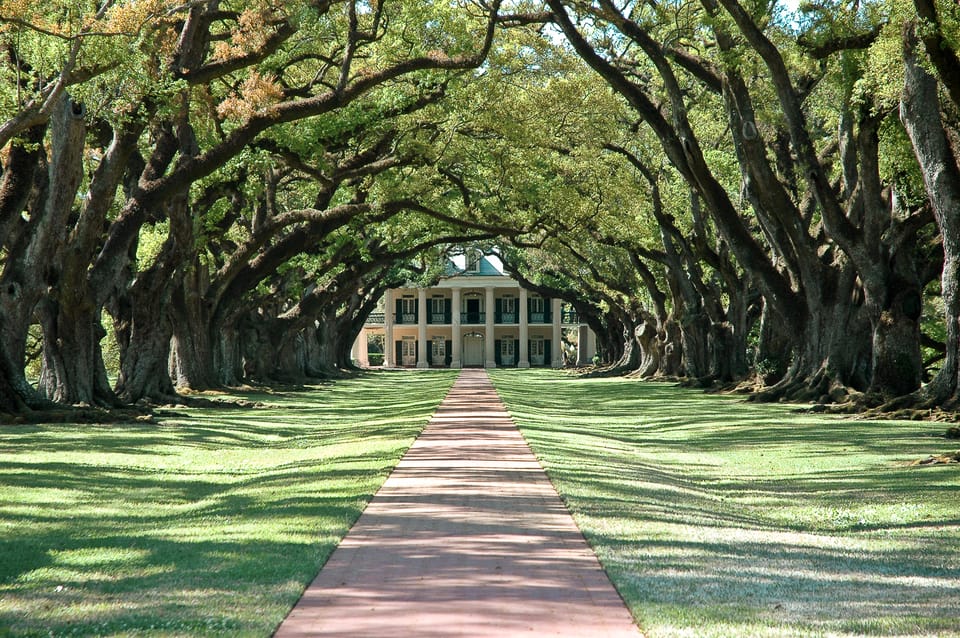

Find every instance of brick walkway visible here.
[273,369,642,637]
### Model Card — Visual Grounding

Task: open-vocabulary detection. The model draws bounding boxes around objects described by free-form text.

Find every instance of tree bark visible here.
[0,95,85,412]
[901,24,960,406]
[169,260,220,390]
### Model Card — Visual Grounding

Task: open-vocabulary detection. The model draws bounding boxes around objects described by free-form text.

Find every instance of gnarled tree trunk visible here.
[901,25,960,407]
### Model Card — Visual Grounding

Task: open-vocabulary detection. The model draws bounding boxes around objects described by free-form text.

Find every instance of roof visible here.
[444,254,505,278]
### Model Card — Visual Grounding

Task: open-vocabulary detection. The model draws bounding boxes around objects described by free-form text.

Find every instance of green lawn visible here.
[490,369,960,638]
[0,371,457,637]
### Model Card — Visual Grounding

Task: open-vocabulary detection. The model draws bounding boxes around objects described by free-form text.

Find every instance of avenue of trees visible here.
[1,0,959,416]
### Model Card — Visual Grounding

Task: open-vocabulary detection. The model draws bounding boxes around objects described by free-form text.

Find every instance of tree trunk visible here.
[680,309,711,380]
[635,321,661,377]
[709,321,738,383]
[901,25,960,407]
[169,272,218,390]
[36,300,114,405]
[868,286,923,397]
[0,96,85,413]
[762,291,871,402]
[214,324,244,386]
[755,301,794,385]
[114,288,178,403]
[661,319,684,376]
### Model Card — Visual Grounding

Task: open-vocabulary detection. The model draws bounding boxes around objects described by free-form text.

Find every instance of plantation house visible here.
[353,253,596,369]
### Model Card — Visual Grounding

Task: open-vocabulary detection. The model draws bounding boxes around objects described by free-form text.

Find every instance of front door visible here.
[501,338,515,366]
[401,337,417,367]
[530,337,545,366]
[463,333,484,367]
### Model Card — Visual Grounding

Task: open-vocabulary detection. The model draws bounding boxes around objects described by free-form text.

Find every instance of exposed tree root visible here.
[749,367,857,406]
[0,404,153,425]
[902,451,960,466]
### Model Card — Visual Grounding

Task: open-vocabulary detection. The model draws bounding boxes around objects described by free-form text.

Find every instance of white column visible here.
[551,298,563,368]
[577,324,590,366]
[451,287,462,369]
[518,287,530,368]
[352,329,369,367]
[484,286,496,368]
[383,289,394,367]
[417,288,428,368]
[587,327,597,362]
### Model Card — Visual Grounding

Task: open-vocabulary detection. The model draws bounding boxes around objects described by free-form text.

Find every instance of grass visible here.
[489,369,960,638]
[0,370,457,638]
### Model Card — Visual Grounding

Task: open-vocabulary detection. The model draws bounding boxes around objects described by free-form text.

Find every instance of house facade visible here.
[353,254,596,369]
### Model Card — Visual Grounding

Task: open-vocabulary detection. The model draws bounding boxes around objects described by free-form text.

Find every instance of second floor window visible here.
[401,297,416,322]
[530,297,546,323]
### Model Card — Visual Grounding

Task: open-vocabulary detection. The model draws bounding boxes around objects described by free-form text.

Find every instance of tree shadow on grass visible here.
[0,370,458,637]
[490,370,960,636]
[0,455,380,637]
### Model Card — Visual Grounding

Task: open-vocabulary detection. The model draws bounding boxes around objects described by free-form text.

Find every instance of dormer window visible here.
[466,249,483,273]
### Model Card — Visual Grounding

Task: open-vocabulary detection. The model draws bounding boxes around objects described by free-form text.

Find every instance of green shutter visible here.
[494,339,502,366]
[544,340,551,366]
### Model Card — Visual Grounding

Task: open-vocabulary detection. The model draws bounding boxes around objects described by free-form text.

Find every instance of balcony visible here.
[427,312,452,325]
[367,312,385,325]
[529,311,553,324]
[394,312,418,325]
[495,311,518,324]
[561,310,580,324]
[461,311,486,324]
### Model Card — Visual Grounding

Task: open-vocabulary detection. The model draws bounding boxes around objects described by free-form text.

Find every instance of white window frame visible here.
[530,336,545,358]
[401,336,417,365]
[432,335,446,361]
[401,296,416,323]
[466,250,482,273]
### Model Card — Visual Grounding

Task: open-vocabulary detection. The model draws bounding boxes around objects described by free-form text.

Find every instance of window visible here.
[466,249,482,273]
[431,296,445,314]
[530,296,545,323]
[500,295,516,323]
[401,296,416,323]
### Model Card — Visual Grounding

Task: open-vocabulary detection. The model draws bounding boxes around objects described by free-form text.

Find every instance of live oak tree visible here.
[0,0,504,411]
[901,0,960,409]
[536,0,942,403]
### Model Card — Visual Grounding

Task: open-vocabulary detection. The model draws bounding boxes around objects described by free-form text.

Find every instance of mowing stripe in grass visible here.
[490,369,960,638]
[0,370,457,638]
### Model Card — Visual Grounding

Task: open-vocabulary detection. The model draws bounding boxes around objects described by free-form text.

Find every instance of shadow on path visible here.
[273,369,642,637]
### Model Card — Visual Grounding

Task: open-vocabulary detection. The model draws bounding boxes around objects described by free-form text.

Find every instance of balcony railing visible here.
[373,309,573,326]
[461,311,486,324]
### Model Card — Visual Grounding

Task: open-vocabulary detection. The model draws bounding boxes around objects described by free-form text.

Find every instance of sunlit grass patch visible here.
[490,369,960,638]
[0,370,456,637]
